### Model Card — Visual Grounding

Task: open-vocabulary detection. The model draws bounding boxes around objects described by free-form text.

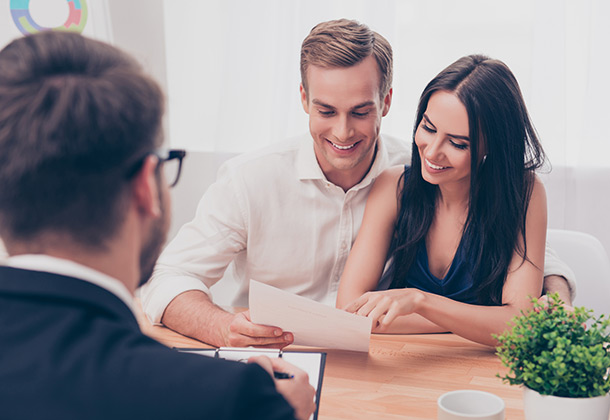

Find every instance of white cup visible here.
[438,389,505,420]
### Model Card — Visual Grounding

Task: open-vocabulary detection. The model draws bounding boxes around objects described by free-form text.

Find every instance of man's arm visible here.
[162,290,293,347]
[140,165,292,347]
[542,243,576,306]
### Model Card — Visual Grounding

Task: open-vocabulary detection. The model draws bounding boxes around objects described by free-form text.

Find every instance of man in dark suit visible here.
[0,31,315,420]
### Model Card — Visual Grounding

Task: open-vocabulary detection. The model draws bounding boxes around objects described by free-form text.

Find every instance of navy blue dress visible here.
[377,166,478,304]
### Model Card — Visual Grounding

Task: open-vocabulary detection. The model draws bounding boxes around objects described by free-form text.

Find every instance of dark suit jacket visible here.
[0,267,296,420]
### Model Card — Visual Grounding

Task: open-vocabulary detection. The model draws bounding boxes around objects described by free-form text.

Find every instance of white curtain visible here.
[162,0,610,157]
[162,0,610,256]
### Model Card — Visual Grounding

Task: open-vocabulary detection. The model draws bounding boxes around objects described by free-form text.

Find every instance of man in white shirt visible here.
[141,19,575,348]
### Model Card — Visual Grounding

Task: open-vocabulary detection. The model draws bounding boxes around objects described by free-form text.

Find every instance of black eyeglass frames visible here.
[125,148,187,188]
[154,149,186,188]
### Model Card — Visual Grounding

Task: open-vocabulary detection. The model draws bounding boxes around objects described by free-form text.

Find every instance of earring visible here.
[481,155,487,164]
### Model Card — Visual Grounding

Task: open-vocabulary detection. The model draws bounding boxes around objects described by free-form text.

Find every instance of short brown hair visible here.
[0,32,164,249]
[300,19,393,99]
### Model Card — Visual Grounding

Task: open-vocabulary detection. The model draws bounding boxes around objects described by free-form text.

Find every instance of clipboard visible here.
[175,347,326,420]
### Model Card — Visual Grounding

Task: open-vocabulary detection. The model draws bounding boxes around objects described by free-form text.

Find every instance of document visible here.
[248,279,372,352]
[177,347,326,420]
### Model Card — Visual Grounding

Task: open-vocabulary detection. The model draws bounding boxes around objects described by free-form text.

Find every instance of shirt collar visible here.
[3,254,136,315]
[296,133,391,190]
[296,134,326,181]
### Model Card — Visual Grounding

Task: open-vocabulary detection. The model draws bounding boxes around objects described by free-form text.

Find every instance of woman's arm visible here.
[373,313,448,334]
[344,178,548,347]
[335,166,404,308]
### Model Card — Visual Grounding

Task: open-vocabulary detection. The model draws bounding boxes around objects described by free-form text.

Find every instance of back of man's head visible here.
[300,18,393,99]
[0,32,164,251]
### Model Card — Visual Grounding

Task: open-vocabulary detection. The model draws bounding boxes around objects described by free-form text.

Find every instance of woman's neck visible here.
[436,182,470,213]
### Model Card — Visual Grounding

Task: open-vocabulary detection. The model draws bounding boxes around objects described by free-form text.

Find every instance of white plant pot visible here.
[523,386,610,420]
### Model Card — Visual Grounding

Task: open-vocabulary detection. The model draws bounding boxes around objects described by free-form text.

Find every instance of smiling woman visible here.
[336,54,548,347]
[414,91,472,190]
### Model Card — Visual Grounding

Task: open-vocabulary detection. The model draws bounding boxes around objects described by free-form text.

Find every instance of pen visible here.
[273,371,294,380]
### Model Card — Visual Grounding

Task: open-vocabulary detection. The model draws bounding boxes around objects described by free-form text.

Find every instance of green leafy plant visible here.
[495,293,610,398]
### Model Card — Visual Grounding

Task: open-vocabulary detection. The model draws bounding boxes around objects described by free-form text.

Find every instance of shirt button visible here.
[341,242,347,250]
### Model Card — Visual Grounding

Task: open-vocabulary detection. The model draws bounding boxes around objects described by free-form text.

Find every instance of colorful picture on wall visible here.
[10,0,88,35]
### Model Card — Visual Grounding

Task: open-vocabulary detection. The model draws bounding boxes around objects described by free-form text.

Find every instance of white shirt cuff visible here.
[544,250,577,300]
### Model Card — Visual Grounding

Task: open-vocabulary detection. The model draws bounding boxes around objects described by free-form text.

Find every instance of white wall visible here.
[0,1,608,260]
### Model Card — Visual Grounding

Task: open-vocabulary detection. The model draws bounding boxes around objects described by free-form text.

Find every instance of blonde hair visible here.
[300,19,393,99]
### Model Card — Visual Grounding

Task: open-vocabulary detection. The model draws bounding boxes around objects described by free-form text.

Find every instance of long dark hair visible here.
[387,54,546,305]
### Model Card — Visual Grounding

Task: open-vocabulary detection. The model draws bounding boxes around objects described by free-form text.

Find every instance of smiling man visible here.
[140,19,575,348]
[302,53,391,190]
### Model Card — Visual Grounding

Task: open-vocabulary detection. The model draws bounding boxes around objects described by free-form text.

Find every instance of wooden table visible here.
[137,312,524,420]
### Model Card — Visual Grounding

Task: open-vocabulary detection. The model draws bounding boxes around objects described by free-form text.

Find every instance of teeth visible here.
[426,159,448,170]
[330,141,356,150]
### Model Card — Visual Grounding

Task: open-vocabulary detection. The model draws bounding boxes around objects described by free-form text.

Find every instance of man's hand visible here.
[537,293,574,312]
[541,275,573,307]
[223,310,293,348]
[250,356,316,420]
[161,290,293,348]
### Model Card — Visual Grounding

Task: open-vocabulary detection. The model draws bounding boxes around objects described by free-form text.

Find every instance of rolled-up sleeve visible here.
[139,163,248,324]
[544,243,577,299]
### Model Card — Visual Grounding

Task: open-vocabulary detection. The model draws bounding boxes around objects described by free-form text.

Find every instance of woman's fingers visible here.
[345,290,421,331]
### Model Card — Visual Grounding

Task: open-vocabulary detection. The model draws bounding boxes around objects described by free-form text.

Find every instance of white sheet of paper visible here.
[248,279,372,352]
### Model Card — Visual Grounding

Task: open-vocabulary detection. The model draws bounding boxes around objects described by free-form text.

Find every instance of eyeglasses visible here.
[126,148,187,188]
[153,149,186,188]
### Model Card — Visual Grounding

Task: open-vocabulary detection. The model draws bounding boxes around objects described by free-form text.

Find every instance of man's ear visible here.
[131,155,161,218]
[382,88,393,117]
[299,83,310,114]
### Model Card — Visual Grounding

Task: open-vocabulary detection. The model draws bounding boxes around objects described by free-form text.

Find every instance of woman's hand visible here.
[344,289,426,332]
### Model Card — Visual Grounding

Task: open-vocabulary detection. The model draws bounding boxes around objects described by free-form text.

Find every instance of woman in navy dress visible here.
[336,55,547,346]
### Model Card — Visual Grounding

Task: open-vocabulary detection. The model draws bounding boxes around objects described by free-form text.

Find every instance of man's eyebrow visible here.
[311,99,334,109]
[422,114,470,141]
[352,101,376,109]
[310,99,376,110]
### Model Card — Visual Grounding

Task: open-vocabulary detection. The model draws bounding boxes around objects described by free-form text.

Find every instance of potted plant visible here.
[495,293,610,420]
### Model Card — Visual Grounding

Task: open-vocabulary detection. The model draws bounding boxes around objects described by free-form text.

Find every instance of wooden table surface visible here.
[136,308,525,420]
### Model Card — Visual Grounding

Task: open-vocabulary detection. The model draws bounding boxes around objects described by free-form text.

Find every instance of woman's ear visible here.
[131,155,161,218]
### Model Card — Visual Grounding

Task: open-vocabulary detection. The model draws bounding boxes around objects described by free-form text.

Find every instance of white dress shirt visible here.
[3,254,136,315]
[140,133,410,322]
[140,133,576,324]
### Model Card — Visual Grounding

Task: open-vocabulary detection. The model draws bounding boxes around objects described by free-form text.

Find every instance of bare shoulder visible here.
[530,175,548,207]
[524,174,548,231]
[375,165,406,187]
[369,165,406,201]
